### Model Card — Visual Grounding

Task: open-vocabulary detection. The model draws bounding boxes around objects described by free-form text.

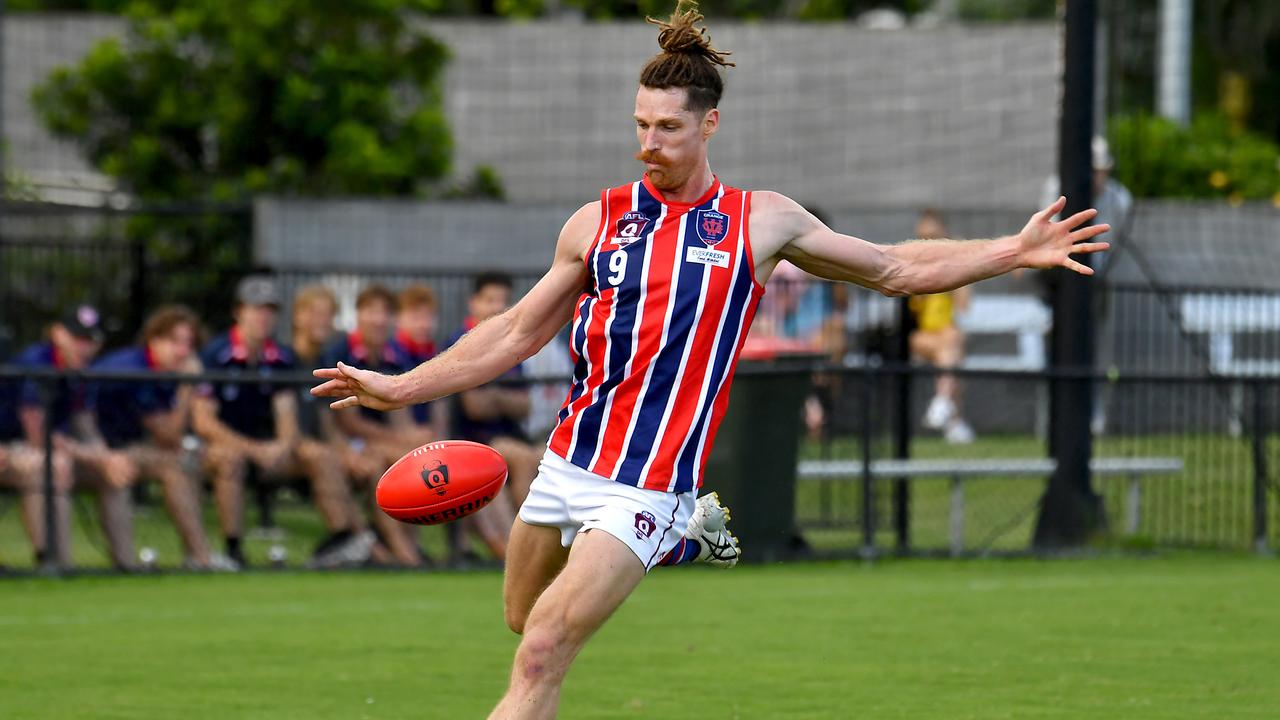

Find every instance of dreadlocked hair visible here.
[640,0,735,113]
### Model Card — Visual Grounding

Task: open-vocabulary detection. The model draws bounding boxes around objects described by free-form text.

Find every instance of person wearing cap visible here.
[1040,136,1131,434]
[91,305,235,571]
[1,304,134,569]
[194,275,354,568]
[321,284,436,568]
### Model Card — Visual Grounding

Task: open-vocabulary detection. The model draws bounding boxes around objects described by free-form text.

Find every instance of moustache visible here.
[635,149,668,166]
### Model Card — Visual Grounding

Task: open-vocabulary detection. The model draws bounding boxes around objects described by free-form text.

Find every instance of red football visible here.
[376,440,508,525]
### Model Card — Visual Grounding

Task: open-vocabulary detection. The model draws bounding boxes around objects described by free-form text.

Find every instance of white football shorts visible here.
[518,450,694,572]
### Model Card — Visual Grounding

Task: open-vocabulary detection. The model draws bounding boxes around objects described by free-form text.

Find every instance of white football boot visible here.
[686,492,740,567]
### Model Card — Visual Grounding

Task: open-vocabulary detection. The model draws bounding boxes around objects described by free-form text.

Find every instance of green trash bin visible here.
[701,362,810,563]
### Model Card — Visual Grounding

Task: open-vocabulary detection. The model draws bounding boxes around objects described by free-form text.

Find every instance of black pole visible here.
[1034,0,1104,548]
[893,297,912,552]
[1251,382,1268,554]
[859,367,875,558]
[40,379,60,573]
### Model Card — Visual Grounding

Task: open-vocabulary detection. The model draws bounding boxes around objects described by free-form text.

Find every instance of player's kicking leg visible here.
[502,519,569,634]
[490,529,645,720]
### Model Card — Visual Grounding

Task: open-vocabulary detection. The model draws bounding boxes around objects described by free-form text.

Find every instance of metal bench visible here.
[956,294,1052,372]
[1179,293,1280,436]
[797,456,1184,555]
[1179,293,1280,377]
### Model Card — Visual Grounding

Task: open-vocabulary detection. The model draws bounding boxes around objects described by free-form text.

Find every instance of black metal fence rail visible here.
[1,363,1275,575]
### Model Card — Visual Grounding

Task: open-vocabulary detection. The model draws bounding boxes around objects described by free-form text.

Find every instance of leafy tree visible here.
[28,1,462,331]
[33,0,453,201]
[1110,112,1280,201]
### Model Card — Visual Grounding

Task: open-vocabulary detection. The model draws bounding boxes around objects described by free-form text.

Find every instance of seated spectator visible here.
[290,284,378,568]
[908,210,975,445]
[92,305,234,570]
[194,276,359,568]
[3,305,131,569]
[322,284,434,568]
[449,273,541,549]
[394,284,447,437]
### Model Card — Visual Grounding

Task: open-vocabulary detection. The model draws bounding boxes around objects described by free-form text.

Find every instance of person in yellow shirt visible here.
[909,210,975,444]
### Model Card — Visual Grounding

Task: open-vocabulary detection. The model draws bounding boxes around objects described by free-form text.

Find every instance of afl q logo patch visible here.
[634,511,658,540]
[421,462,450,496]
[695,209,730,246]
[613,211,650,246]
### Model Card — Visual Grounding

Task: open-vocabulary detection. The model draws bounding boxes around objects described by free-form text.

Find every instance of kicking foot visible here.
[686,492,740,568]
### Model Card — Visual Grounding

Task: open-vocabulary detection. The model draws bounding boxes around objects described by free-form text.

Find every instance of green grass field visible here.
[2,555,1277,719]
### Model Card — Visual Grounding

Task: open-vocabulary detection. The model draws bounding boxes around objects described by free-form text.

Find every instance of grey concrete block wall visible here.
[4,16,1058,208]
[1,14,123,193]
[433,20,1060,208]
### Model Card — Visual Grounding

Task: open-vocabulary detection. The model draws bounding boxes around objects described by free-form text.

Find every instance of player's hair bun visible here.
[648,1,734,69]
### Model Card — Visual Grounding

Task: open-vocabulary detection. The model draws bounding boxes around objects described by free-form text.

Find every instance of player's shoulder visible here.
[554,200,604,261]
[747,190,802,214]
[565,199,602,231]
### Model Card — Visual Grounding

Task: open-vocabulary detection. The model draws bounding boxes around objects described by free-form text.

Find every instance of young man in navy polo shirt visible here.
[289,284,377,568]
[394,284,447,436]
[194,276,354,567]
[92,305,232,570]
[449,274,541,539]
[322,284,434,567]
[3,305,133,568]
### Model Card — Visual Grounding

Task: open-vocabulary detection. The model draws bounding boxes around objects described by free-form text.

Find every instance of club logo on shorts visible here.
[696,209,730,246]
[634,511,658,540]
[421,462,450,496]
[613,211,650,246]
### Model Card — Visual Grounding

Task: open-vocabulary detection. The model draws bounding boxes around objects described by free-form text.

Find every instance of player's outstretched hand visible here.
[311,362,404,411]
[1017,196,1111,275]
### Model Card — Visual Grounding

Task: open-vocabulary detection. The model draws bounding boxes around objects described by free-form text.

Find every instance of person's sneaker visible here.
[944,418,976,445]
[208,553,242,572]
[309,530,376,569]
[686,492,740,568]
[183,553,241,572]
[923,395,956,430]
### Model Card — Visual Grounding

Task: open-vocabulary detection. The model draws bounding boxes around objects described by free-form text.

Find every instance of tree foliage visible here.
[1110,112,1280,202]
[32,0,453,200]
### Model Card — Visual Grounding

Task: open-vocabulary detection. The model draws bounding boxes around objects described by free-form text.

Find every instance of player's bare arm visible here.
[311,201,599,411]
[750,191,1110,295]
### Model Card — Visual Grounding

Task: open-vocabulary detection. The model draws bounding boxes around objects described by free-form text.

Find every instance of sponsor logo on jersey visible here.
[695,209,730,246]
[421,462,450,496]
[613,211,650,246]
[686,245,730,269]
[634,511,658,539]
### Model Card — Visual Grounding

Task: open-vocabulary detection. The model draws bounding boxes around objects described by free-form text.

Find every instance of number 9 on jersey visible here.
[607,251,627,286]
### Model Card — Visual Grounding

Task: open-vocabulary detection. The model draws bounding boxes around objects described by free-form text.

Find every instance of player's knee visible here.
[513,627,568,683]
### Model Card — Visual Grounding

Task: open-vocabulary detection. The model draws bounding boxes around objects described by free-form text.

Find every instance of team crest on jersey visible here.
[696,209,730,246]
[613,211,650,246]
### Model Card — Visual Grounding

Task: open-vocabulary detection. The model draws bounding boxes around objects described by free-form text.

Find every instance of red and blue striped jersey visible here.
[547,176,765,493]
